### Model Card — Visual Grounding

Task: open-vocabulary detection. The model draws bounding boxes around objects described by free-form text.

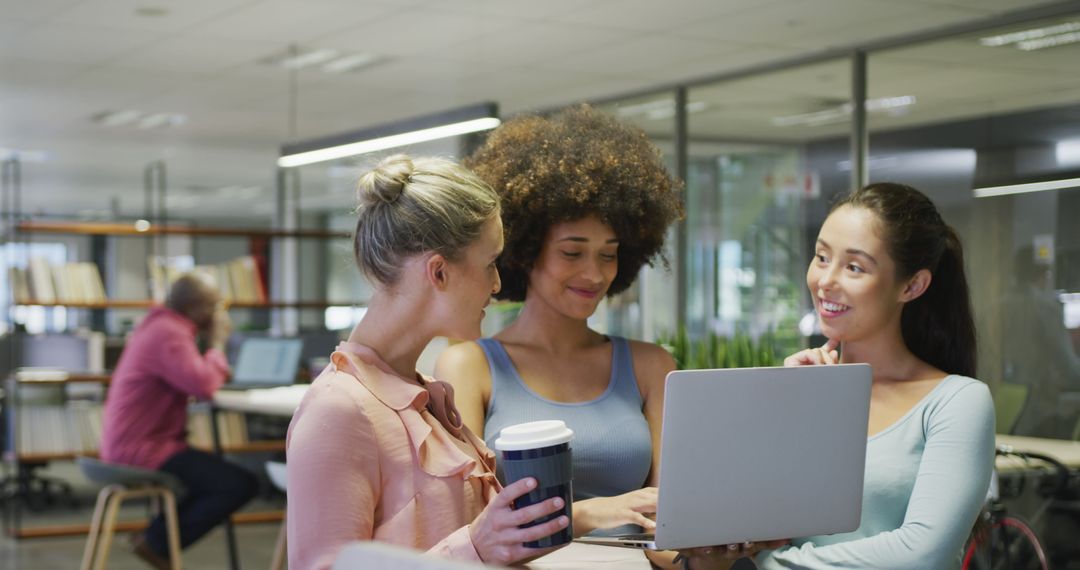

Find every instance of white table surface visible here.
[213,384,308,416]
[527,542,651,569]
[994,434,1080,472]
[215,387,1080,472]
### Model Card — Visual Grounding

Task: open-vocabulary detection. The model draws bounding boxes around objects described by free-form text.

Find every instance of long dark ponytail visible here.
[834,183,976,377]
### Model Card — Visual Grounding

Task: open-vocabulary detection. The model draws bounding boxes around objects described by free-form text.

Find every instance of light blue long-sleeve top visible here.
[756,374,995,570]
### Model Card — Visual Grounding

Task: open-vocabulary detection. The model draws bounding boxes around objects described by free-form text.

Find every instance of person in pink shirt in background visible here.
[285,154,570,570]
[101,273,256,569]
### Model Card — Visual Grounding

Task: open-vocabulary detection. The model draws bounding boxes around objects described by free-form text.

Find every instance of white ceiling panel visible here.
[0,24,160,66]
[0,0,82,25]
[677,0,980,50]
[194,0,401,44]
[2,0,1077,215]
[317,7,517,58]
[107,35,283,75]
[426,21,629,70]
[45,0,258,33]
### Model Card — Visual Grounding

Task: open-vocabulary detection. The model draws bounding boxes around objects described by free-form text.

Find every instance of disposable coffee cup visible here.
[494,420,574,548]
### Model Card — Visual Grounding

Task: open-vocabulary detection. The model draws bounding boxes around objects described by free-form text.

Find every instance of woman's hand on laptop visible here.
[676,539,791,569]
[784,338,839,367]
[572,487,658,536]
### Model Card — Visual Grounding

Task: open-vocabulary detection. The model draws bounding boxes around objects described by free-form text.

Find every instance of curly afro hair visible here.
[464,104,684,302]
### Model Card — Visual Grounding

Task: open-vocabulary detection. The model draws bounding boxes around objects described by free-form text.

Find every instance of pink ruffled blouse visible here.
[285,342,501,570]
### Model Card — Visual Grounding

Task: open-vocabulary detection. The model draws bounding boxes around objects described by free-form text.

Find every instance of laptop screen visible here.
[231,338,303,385]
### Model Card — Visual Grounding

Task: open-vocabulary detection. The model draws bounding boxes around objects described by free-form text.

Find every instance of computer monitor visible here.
[230,338,303,386]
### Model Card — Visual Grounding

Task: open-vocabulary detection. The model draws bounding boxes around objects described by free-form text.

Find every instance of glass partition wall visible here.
[868,15,1080,439]
[590,6,1080,440]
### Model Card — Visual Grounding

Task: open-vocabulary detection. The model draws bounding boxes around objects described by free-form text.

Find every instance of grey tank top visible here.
[478,336,653,501]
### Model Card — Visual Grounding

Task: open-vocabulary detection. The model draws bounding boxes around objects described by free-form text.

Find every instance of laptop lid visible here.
[229,338,303,386]
[649,364,872,550]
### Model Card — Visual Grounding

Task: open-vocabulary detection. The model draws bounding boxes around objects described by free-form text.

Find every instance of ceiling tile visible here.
[108,35,283,74]
[193,0,400,44]
[0,24,160,66]
[45,0,257,33]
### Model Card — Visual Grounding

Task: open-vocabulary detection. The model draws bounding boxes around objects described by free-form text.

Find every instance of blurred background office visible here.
[2,1,1079,568]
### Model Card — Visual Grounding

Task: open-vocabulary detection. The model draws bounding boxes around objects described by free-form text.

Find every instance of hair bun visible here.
[358,154,414,206]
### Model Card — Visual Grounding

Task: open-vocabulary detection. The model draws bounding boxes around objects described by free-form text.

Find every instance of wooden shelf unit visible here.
[9,510,284,539]
[17,220,350,239]
[15,300,356,310]
[12,441,286,463]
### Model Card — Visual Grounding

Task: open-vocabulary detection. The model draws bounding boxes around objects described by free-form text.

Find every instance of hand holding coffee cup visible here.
[468,477,569,564]
[494,420,575,548]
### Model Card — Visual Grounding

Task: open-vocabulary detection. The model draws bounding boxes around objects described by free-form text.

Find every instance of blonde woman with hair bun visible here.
[286,154,570,570]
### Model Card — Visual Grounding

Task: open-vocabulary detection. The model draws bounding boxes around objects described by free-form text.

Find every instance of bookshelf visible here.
[18,220,350,240]
[15,300,353,310]
[4,210,352,538]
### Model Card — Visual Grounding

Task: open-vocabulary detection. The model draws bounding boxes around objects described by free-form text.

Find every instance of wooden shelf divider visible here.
[14,441,285,463]
[18,220,349,239]
[15,300,357,309]
[8,510,284,539]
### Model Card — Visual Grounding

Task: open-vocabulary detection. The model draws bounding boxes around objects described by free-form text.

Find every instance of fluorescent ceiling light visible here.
[137,113,186,129]
[92,110,141,127]
[1018,30,1080,50]
[321,53,382,73]
[979,21,1080,46]
[772,95,917,127]
[279,103,500,168]
[973,177,1080,198]
[1057,140,1080,165]
[261,46,383,73]
[91,109,185,129]
[281,48,339,69]
[615,99,708,121]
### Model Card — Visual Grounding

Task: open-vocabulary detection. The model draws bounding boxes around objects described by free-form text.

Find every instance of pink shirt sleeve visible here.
[156,335,229,400]
[286,383,482,570]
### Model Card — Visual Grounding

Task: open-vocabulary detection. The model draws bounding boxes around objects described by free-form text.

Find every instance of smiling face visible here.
[527,215,619,320]
[807,205,911,344]
[442,215,504,339]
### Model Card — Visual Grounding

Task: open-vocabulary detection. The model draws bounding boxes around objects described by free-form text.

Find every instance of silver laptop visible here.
[578,363,871,550]
[227,337,303,388]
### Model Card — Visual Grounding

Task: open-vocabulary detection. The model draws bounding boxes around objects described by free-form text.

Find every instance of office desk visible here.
[210,386,308,570]
[528,542,650,569]
[995,434,1080,473]
[213,385,309,417]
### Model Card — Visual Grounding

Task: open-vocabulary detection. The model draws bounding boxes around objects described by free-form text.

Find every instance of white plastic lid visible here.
[493,420,574,452]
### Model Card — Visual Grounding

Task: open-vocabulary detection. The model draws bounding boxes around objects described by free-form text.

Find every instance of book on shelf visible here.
[149,255,268,304]
[9,259,107,305]
[27,257,56,303]
[16,403,103,456]
[187,408,250,450]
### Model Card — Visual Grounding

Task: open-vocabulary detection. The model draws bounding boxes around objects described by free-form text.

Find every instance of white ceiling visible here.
[0,0,1074,219]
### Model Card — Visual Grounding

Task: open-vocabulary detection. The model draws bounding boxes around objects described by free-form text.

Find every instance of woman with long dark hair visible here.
[684,183,994,569]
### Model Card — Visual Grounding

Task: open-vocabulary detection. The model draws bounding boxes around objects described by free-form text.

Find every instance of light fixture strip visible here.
[278,117,501,168]
[973,177,1080,198]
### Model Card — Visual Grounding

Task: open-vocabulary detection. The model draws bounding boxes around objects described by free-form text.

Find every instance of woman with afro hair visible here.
[435,105,684,560]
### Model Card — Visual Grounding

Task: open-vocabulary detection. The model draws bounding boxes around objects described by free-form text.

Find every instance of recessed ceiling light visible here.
[134,6,169,17]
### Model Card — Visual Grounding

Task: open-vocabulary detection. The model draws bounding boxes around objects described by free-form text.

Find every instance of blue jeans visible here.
[144,448,257,555]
